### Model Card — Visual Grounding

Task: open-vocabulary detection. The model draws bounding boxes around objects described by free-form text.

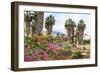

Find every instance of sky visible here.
[43,12,91,37]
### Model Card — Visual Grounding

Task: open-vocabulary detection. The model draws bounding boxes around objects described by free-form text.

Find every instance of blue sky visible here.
[43,12,91,36]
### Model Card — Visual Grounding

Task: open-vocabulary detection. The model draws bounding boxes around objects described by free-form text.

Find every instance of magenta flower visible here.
[24,55,33,61]
[42,52,48,60]
[48,43,59,53]
[32,52,41,61]
[31,49,44,61]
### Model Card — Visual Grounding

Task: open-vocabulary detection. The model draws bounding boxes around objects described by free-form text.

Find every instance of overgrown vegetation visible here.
[24,11,90,61]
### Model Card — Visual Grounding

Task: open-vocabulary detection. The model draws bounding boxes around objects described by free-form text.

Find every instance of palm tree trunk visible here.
[26,21,30,37]
[35,12,44,35]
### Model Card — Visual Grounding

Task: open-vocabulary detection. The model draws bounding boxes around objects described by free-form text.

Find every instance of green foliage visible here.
[65,18,76,45]
[65,18,76,30]
[77,20,86,31]
[63,42,71,50]
[76,20,86,45]
[24,36,39,52]
[83,39,90,45]
[45,15,55,34]
[24,36,49,52]
[71,51,83,59]
[45,15,55,27]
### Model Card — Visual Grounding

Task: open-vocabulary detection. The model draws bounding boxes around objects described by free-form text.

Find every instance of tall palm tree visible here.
[35,12,44,35]
[65,18,76,46]
[45,15,55,35]
[76,20,86,45]
[24,11,36,36]
[31,12,38,36]
[29,11,44,36]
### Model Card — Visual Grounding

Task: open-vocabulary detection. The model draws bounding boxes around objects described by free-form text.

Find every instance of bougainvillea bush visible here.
[24,35,85,62]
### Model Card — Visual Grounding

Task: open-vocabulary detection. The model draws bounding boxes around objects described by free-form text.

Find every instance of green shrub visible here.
[71,51,83,59]
[83,39,90,45]
[24,36,49,53]
[24,36,39,52]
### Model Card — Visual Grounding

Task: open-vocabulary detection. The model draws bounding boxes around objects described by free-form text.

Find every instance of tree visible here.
[24,11,44,36]
[45,15,55,35]
[65,18,76,46]
[31,12,38,35]
[76,20,86,45]
[24,11,33,36]
[34,12,44,35]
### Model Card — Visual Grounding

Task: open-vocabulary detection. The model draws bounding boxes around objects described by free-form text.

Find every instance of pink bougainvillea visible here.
[42,52,48,60]
[24,55,33,61]
[48,43,62,53]
[31,49,48,60]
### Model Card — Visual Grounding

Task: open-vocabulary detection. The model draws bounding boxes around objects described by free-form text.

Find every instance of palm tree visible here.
[45,15,55,35]
[35,12,44,35]
[29,11,44,36]
[24,11,32,36]
[76,20,86,45]
[65,18,76,46]
[24,11,36,36]
[31,12,38,36]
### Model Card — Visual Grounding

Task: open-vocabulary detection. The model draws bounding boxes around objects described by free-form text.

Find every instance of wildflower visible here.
[31,49,44,61]
[24,55,33,61]
[48,43,60,53]
[42,52,48,60]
